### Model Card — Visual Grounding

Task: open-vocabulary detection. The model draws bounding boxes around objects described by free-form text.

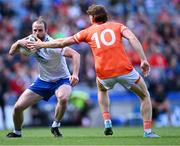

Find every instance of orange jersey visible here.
[73,21,133,79]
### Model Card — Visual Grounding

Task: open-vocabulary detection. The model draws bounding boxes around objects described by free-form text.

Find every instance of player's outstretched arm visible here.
[27,36,76,51]
[63,47,80,87]
[9,41,20,55]
[9,37,28,55]
[122,28,150,77]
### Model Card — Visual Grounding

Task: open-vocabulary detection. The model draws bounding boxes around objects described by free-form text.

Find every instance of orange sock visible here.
[144,120,152,131]
[103,112,110,120]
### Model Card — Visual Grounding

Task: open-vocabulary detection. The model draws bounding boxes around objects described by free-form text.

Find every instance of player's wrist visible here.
[72,73,78,77]
[140,58,147,62]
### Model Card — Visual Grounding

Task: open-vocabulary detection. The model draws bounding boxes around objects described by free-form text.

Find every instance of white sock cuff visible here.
[52,121,61,128]
[144,129,152,133]
[13,130,21,135]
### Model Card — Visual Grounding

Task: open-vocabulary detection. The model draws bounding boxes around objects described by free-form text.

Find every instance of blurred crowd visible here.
[0,0,180,107]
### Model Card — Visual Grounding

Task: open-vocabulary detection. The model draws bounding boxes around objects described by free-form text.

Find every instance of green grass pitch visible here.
[0,127,180,145]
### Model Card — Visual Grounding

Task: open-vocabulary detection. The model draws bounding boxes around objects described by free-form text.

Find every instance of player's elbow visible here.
[129,37,140,46]
[73,51,80,60]
[72,52,80,64]
[129,36,137,42]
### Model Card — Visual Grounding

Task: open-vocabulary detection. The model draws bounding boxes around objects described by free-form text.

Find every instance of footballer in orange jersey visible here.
[28,5,159,138]
[73,22,133,79]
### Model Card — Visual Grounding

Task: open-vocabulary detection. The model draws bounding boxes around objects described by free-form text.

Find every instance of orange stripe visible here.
[144,120,152,129]
[135,76,141,84]
[103,112,111,120]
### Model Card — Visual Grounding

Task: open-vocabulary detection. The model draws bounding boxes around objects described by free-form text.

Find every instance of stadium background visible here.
[0,0,180,129]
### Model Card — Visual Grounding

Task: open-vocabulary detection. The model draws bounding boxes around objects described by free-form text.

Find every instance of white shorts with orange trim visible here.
[97,68,140,90]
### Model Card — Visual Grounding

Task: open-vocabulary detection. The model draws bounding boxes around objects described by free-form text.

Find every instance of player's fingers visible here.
[141,63,150,76]
[71,79,79,87]
[142,68,150,77]
[26,42,36,49]
[143,71,148,77]
[70,76,79,86]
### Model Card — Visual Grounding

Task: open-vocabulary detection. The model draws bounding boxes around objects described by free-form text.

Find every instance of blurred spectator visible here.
[30,103,50,126]
[166,55,180,91]
[23,0,43,16]
[0,1,16,18]
[150,83,171,126]
[0,70,9,129]
[63,90,93,127]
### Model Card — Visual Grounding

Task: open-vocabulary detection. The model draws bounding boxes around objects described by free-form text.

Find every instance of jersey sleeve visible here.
[73,29,88,44]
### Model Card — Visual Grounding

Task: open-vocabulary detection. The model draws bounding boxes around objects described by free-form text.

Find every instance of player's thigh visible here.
[96,78,107,91]
[55,84,72,100]
[129,76,150,100]
[15,89,43,110]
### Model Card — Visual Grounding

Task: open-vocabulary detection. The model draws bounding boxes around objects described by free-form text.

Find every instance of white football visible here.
[19,36,36,56]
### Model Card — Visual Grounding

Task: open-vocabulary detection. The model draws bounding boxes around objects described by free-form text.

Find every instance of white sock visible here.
[13,130,21,135]
[144,128,152,133]
[52,121,61,128]
[104,119,112,128]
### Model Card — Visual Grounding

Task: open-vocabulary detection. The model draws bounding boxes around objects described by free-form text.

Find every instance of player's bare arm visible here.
[122,28,150,77]
[9,37,28,55]
[63,47,80,87]
[27,36,76,51]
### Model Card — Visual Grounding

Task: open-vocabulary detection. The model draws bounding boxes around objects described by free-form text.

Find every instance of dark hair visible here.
[33,16,47,31]
[86,4,108,23]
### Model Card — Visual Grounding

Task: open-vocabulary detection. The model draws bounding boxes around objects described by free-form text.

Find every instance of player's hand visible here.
[18,37,29,48]
[69,74,79,87]
[9,38,29,55]
[27,36,42,51]
[140,60,150,77]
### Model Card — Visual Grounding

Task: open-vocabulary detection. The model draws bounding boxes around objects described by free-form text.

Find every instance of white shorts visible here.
[97,68,140,90]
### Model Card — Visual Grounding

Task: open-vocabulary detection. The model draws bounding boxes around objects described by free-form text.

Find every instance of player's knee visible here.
[140,89,150,101]
[56,85,71,100]
[56,93,69,104]
[57,91,69,99]
[14,104,24,113]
